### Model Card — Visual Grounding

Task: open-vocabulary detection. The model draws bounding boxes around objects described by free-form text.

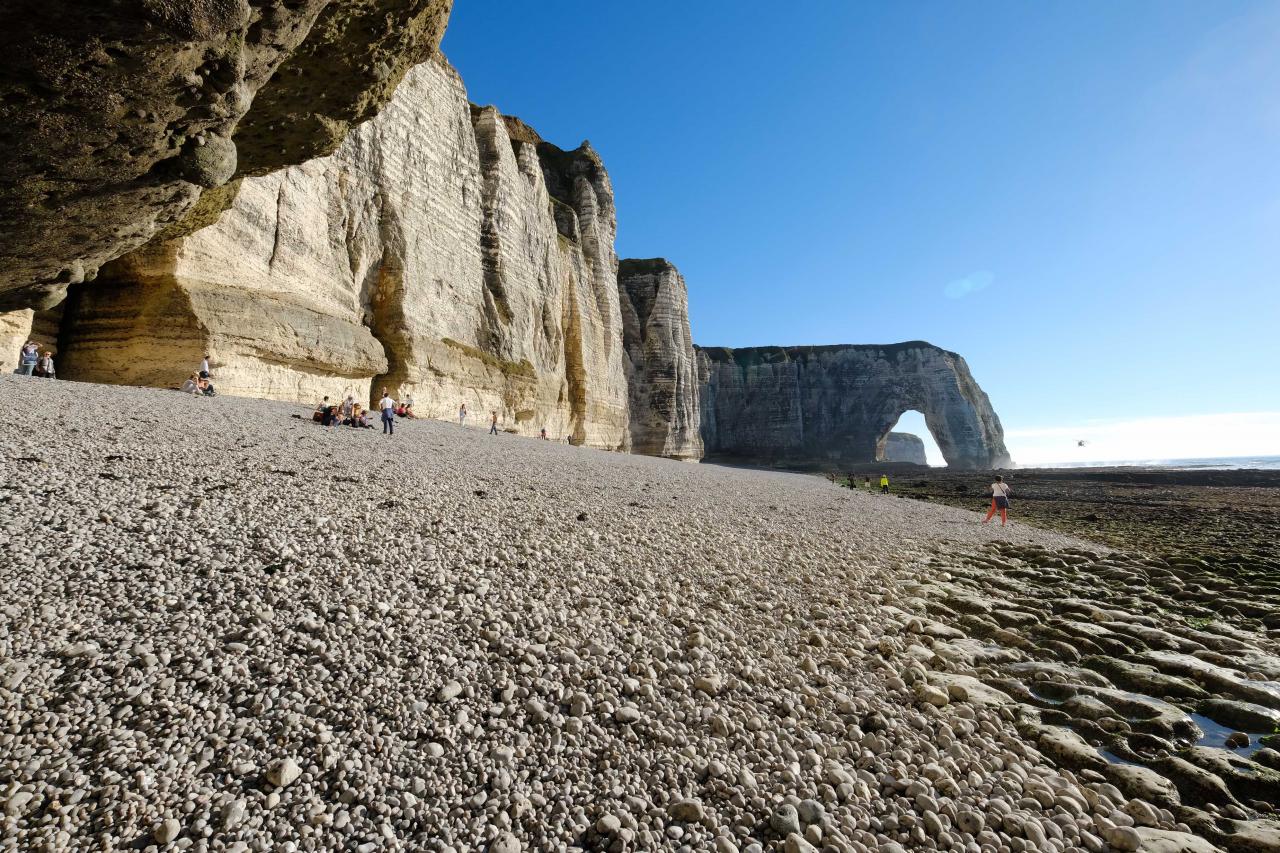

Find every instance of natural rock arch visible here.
[697,341,1012,470]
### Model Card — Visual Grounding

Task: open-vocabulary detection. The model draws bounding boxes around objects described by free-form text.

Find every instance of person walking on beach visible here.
[864,476,872,491]
[489,410,499,435]
[458,403,467,427]
[379,389,396,435]
[879,474,890,494]
[983,475,1011,526]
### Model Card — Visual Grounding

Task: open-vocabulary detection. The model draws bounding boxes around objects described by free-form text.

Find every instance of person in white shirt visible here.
[983,475,1011,526]
[458,403,467,427]
[379,389,397,435]
[200,354,212,377]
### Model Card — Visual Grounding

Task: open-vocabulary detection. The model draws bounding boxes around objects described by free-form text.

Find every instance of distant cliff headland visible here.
[0,1,1009,469]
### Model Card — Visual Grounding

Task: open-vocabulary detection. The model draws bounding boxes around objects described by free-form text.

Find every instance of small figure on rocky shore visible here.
[983,475,1011,526]
[200,354,212,378]
[489,410,499,435]
[379,389,397,435]
[539,428,549,440]
[864,476,872,490]
[880,474,890,494]
[845,472,856,489]
[458,402,467,427]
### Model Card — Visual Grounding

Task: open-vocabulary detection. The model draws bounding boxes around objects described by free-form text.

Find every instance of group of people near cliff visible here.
[832,471,1012,526]
[314,395,371,429]
[12,341,55,378]
[312,388,424,435]
[309,393,563,443]
[179,355,216,396]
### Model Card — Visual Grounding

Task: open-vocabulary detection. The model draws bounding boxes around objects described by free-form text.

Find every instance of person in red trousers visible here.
[983,475,1011,525]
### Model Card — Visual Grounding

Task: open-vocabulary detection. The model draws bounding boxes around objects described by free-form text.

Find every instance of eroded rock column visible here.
[619,259,702,460]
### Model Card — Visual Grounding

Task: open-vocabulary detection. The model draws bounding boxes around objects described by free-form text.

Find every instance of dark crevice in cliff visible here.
[470,105,515,345]
[560,275,589,446]
[267,183,286,271]
[358,153,409,405]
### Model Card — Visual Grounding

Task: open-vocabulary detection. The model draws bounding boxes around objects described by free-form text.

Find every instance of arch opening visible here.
[876,409,946,467]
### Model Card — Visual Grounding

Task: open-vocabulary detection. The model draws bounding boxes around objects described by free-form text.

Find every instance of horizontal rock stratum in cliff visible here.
[0,0,451,311]
[54,57,630,449]
[697,342,1012,470]
[881,432,928,465]
[618,259,703,460]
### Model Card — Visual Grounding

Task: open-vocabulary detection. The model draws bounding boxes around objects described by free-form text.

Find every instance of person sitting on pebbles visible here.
[315,396,340,426]
[350,403,371,428]
[196,374,216,397]
[34,350,56,379]
[181,372,202,395]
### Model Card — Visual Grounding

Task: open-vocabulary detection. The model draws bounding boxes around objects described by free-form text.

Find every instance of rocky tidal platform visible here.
[3,376,1277,852]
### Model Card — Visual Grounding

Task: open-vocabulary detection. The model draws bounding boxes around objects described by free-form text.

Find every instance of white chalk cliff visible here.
[54,58,631,449]
[3,45,1011,469]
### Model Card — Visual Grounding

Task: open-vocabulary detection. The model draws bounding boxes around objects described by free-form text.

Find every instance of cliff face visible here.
[54,58,629,449]
[881,432,928,465]
[0,0,452,311]
[1,8,1010,467]
[618,259,703,461]
[698,342,1011,470]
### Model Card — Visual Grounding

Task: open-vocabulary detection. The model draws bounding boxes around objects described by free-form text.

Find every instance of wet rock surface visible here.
[885,537,1280,850]
[891,466,1280,576]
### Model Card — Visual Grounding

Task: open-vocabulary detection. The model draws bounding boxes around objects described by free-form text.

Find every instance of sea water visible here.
[1031,456,1280,471]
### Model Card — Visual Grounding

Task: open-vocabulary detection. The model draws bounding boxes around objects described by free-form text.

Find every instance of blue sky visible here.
[444,2,1280,464]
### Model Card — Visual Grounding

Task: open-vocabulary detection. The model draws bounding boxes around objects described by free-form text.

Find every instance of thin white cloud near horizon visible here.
[1002,411,1280,466]
[943,270,994,300]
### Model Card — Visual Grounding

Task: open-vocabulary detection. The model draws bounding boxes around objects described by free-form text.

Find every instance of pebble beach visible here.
[3,376,1277,853]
